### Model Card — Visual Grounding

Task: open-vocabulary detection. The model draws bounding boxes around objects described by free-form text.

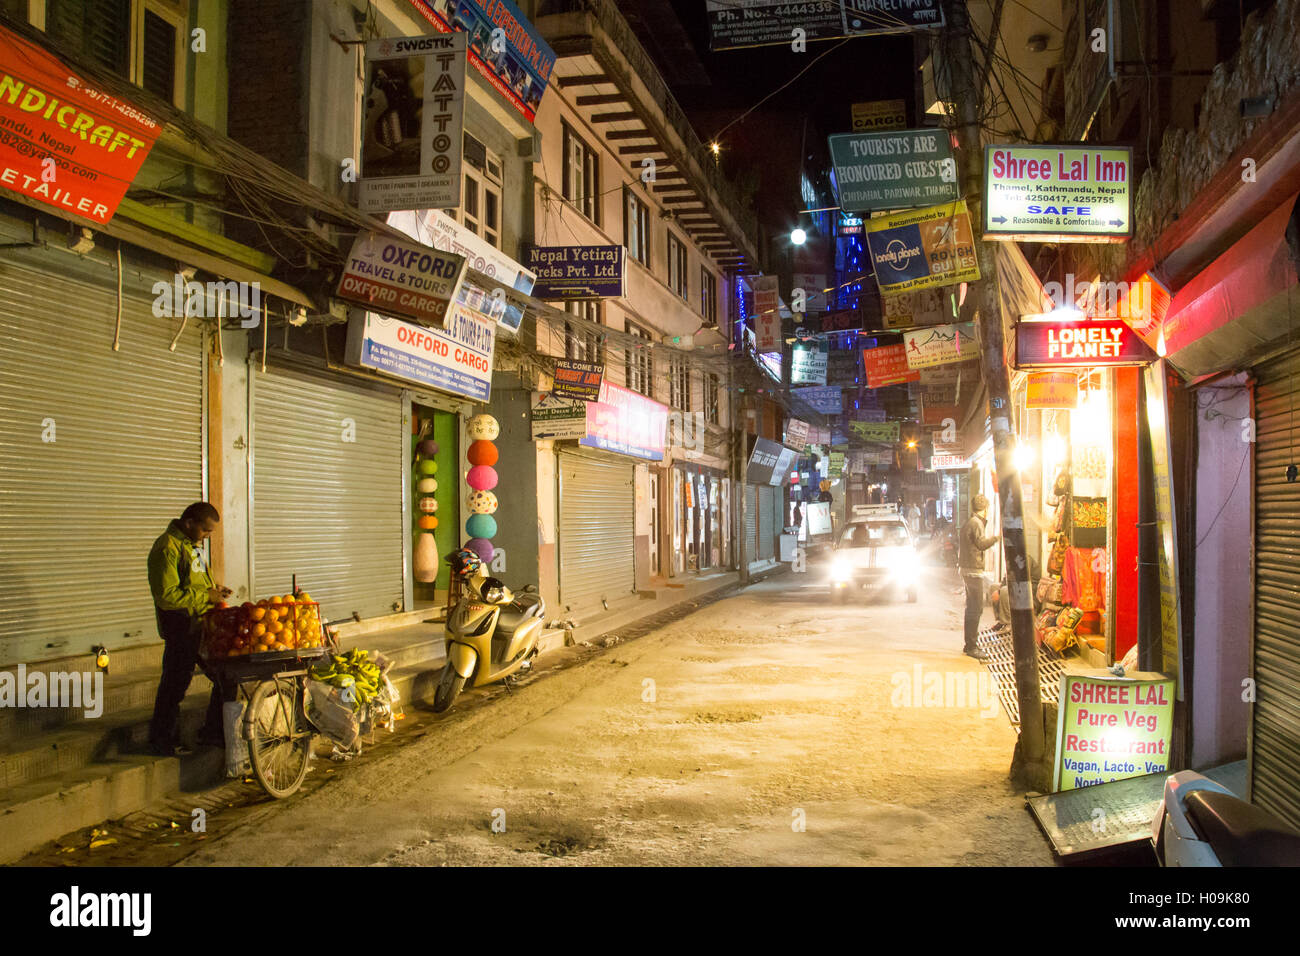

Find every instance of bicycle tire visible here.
[246,678,312,798]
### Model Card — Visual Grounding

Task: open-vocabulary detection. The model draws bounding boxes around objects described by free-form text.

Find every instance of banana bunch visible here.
[309,649,383,713]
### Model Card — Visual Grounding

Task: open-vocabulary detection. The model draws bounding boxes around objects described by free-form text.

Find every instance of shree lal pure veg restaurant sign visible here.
[345,306,495,401]
[0,24,161,225]
[1053,673,1175,791]
[828,128,958,213]
[1015,318,1157,368]
[337,230,468,327]
[865,200,980,294]
[984,144,1133,242]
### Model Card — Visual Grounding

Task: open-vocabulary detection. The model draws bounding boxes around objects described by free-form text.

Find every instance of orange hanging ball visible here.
[467,439,499,467]
[418,515,439,530]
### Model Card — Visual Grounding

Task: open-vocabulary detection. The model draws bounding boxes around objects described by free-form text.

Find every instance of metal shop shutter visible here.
[757,485,777,561]
[745,483,757,564]
[1252,348,1300,830]
[558,450,634,613]
[252,364,404,622]
[0,248,203,665]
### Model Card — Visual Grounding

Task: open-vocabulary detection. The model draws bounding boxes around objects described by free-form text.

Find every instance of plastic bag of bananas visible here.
[308,649,402,739]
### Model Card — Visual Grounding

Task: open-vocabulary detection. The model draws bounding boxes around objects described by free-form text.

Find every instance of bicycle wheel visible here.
[246,678,312,798]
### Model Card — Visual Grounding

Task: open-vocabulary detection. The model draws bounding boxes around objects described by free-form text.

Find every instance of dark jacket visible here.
[959,512,998,573]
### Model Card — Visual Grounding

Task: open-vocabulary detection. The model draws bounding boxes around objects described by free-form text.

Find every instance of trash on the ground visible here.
[602,635,622,647]
[89,838,117,849]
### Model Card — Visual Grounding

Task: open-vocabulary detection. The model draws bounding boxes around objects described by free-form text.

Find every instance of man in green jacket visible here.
[147,501,232,756]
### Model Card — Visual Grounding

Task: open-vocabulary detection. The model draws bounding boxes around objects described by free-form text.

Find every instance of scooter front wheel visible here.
[433,662,466,713]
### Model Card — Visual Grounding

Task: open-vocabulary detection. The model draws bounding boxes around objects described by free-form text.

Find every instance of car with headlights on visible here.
[829,513,920,604]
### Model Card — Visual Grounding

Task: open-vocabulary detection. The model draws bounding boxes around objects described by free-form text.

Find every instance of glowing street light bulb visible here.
[1013,442,1035,472]
[791,228,807,245]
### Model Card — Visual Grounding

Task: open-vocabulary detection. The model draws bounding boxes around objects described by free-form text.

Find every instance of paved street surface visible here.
[25,562,1056,866]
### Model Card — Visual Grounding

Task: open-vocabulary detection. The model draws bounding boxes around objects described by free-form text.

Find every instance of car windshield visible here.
[839,522,910,548]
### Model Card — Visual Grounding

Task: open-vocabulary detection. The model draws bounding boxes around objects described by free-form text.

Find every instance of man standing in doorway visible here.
[960,494,999,661]
[147,502,232,756]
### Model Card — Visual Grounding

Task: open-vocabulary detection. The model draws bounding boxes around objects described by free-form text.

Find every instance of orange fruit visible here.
[252,622,267,639]
[269,595,284,605]
[253,643,268,653]
[249,606,266,622]
[268,621,283,635]
[298,592,312,604]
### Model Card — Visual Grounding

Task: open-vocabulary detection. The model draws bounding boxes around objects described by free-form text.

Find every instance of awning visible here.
[1157,192,1300,378]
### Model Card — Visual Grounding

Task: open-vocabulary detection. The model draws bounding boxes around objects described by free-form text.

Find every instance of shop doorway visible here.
[410,403,459,611]
[649,472,660,576]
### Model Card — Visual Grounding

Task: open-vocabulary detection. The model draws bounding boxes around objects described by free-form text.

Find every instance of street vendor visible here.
[147,502,233,757]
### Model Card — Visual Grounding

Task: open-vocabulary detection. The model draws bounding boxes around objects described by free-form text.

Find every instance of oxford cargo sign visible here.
[984,144,1132,242]
[829,129,958,213]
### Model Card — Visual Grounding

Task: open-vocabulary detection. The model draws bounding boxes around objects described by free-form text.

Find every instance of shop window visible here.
[562,121,600,225]
[46,0,188,107]
[458,132,503,248]
[625,322,653,398]
[47,0,131,76]
[669,355,691,412]
[667,232,688,300]
[700,267,717,325]
[625,187,650,268]
[563,300,603,364]
[705,372,721,424]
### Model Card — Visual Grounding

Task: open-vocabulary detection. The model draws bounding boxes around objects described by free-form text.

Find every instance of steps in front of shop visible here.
[0,622,448,864]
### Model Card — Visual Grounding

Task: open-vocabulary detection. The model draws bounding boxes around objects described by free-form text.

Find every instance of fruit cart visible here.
[200,593,334,799]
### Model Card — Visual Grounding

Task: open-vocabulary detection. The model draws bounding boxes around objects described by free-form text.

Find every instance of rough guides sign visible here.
[360,33,466,214]
[580,380,668,462]
[865,200,980,294]
[828,129,958,213]
[345,307,494,401]
[1052,673,1175,791]
[408,0,554,124]
[0,24,161,225]
[862,343,921,388]
[984,144,1132,242]
[1015,318,1157,368]
[337,231,468,327]
[526,245,624,299]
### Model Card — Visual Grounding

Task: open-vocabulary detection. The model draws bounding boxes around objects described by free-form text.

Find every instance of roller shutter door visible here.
[1252,348,1300,830]
[758,485,776,561]
[0,247,203,665]
[252,364,404,621]
[745,483,757,564]
[558,450,634,613]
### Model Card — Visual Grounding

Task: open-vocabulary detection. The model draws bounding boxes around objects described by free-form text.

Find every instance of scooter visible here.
[432,552,547,713]
[1151,770,1300,866]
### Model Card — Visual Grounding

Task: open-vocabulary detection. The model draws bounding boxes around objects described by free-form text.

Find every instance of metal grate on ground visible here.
[976,624,1066,728]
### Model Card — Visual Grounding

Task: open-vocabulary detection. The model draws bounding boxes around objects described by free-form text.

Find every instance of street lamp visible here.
[790,228,807,245]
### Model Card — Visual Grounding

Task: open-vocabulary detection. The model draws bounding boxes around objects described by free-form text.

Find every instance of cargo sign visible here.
[337,231,468,327]
[530,392,586,440]
[551,360,603,402]
[903,321,978,369]
[984,144,1132,242]
[1052,674,1175,791]
[1015,318,1157,368]
[360,33,466,214]
[345,307,494,401]
[829,129,958,213]
[865,201,980,294]
[408,0,554,124]
[0,24,162,225]
[526,245,624,299]
[851,99,906,133]
[580,380,668,461]
[862,343,921,388]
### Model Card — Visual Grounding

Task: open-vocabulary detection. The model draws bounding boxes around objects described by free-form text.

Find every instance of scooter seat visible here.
[493,592,544,637]
[1184,789,1300,866]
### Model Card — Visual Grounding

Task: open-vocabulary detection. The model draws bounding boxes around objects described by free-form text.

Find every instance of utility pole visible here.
[939,0,1047,789]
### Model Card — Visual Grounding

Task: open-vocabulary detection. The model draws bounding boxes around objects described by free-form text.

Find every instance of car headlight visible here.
[831,555,852,582]
[892,550,920,581]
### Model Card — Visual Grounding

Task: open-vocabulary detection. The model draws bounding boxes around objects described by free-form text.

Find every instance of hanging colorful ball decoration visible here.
[465,414,500,566]
[414,426,440,583]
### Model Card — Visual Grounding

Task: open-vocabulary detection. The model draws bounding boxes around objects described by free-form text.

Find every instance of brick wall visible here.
[226,0,311,179]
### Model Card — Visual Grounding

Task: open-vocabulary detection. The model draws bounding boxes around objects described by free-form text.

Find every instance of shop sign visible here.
[525,245,624,299]
[793,385,842,414]
[798,308,863,335]
[530,392,586,440]
[850,421,900,443]
[921,404,959,426]
[837,216,864,236]
[851,99,907,133]
[829,450,845,475]
[360,33,466,214]
[0,24,162,225]
[747,437,796,485]
[930,434,963,457]
[865,201,980,294]
[920,364,961,385]
[1026,371,1079,409]
[929,454,968,470]
[921,384,957,405]
[580,380,668,462]
[855,408,888,423]
[785,418,810,449]
[903,321,978,369]
[881,286,952,330]
[862,343,921,388]
[1052,673,1175,791]
[705,0,844,50]
[829,129,958,213]
[984,144,1132,242]
[791,339,829,385]
[1014,318,1157,368]
[792,273,828,312]
[387,208,536,332]
[842,0,943,33]
[807,501,833,536]
[337,231,468,327]
[345,306,494,401]
[752,275,781,353]
[407,0,554,124]
[551,359,603,402]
